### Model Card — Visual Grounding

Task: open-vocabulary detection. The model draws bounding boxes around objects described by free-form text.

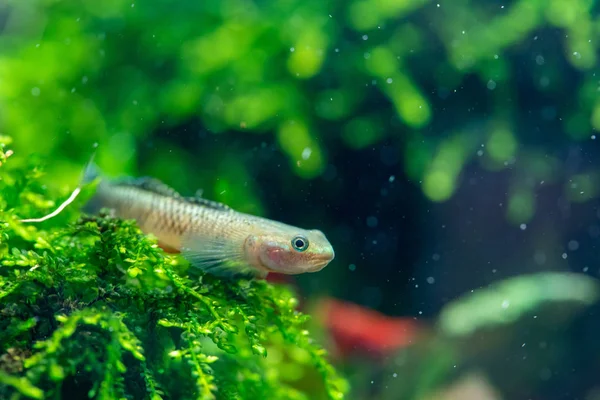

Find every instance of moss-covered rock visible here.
[0,137,348,400]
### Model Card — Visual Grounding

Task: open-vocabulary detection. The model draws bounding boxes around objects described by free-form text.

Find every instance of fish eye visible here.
[291,235,309,252]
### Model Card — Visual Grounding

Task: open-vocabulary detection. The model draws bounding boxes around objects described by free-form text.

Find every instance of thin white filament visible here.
[20,186,81,223]
[19,144,97,224]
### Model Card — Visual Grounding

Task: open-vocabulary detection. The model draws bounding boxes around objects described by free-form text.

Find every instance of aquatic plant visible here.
[2,0,598,214]
[368,271,600,400]
[0,136,348,399]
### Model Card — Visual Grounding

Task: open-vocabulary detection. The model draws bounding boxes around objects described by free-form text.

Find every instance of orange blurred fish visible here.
[267,275,422,359]
[314,297,422,360]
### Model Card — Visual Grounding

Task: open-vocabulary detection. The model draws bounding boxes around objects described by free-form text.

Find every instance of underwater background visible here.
[2,0,600,399]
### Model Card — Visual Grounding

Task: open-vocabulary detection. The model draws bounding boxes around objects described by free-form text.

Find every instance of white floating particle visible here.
[501,300,510,309]
[540,368,552,381]
[301,147,312,160]
[349,264,356,271]
[520,223,527,230]
[393,373,398,378]
[386,78,393,84]
[591,135,596,140]
[573,51,581,59]
[366,216,378,228]
[534,251,547,265]
[487,80,497,90]
[362,35,368,40]
[389,175,395,183]
[568,240,579,251]
[536,55,545,65]
[290,47,295,52]
[426,277,435,284]
[562,253,568,259]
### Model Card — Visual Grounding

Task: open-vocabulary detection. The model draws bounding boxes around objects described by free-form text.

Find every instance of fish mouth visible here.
[318,250,335,263]
[306,253,335,272]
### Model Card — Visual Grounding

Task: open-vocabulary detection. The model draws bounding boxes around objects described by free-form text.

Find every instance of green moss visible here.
[0,137,348,400]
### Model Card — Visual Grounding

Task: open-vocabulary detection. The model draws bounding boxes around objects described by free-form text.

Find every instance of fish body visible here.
[85,174,335,278]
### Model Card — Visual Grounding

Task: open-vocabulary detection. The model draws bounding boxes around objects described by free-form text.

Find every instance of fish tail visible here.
[81,146,101,185]
[80,145,107,215]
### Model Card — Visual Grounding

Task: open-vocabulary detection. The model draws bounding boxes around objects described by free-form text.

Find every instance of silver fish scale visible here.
[98,183,241,249]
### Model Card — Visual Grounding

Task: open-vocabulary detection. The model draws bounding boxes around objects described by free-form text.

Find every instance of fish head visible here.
[248,227,335,275]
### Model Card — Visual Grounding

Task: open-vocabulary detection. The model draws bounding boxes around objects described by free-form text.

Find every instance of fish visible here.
[313,297,422,360]
[83,168,335,279]
[265,273,425,361]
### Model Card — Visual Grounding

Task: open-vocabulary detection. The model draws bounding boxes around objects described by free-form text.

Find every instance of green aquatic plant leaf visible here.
[437,272,599,337]
[0,370,43,399]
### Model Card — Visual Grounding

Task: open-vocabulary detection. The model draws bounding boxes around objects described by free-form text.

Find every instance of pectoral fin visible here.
[180,232,264,279]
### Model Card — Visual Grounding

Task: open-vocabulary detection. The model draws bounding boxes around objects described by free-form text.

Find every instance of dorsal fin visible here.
[183,196,232,212]
[115,177,181,198]
[114,176,232,211]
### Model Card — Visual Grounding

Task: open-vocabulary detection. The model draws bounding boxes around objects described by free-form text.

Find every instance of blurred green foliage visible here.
[437,272,599,337]
[0,137,347,399]
[339,272,600,399]
[1,0,599,226]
